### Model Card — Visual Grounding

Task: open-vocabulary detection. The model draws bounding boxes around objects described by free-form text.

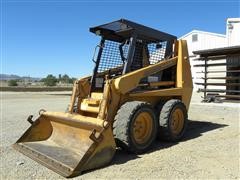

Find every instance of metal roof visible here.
[193,45,240,56]
[89,19,177,43]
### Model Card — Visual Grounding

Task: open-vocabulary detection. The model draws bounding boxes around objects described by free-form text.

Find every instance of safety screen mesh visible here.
[130,41,144,71]
[148,41,167,64]
[97,40,129,73]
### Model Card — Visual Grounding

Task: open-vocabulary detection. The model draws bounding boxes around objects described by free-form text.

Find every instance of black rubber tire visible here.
[155,100,166,118]
[113,101,157,154]
[158,99,188,142]
[154,100,166,139]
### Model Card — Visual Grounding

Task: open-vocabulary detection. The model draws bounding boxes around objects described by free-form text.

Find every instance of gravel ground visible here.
[0,92,239,179]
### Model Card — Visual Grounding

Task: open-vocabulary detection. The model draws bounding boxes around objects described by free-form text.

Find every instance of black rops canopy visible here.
[89,19,177,43]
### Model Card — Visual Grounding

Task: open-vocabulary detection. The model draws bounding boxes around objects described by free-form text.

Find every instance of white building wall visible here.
[227,18,240,46]
[182,31,226,56]
[180,30,226,90]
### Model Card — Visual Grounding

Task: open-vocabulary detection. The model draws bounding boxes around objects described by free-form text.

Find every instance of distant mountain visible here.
[0,74,41,81]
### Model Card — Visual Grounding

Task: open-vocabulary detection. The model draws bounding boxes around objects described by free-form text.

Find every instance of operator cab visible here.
[89,19,177,92]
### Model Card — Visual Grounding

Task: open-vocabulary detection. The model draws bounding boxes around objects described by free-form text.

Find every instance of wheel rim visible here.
[133,112,153,144]
[170,108,184,135]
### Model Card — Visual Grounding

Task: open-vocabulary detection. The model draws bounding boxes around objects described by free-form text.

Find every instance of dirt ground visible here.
[0,92,239,179]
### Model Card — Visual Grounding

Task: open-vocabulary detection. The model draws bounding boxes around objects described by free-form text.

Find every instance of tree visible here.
[42,74,57,86]
[58,74,62,80]
[8,80,18,86]
[61,74,71,84]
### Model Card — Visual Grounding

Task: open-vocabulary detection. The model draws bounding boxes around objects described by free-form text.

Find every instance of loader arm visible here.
[68,77,91,113]
[114,57,177,94]
[114,40,193,109]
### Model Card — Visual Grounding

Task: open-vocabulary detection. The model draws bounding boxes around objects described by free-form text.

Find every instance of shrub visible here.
[8,80,18,86]
[42,74,57,86]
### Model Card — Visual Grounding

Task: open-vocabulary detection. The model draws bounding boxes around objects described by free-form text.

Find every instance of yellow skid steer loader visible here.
[13,19,193,177]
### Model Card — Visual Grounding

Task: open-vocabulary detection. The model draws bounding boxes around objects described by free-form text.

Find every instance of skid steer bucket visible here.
[13,111,116,177]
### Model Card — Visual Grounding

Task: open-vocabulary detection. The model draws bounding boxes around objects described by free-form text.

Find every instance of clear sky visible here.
[1,0,239,78]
